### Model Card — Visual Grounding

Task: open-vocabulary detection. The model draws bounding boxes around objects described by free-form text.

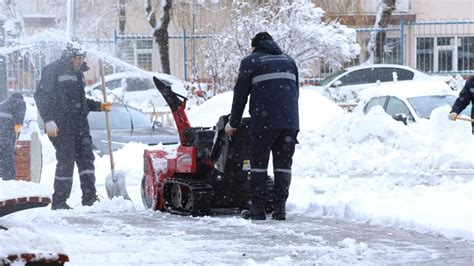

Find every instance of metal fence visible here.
[2,19,473,95]
[310,19,474,82]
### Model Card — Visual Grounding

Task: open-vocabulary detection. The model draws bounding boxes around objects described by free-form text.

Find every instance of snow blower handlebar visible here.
[153,76,191,143]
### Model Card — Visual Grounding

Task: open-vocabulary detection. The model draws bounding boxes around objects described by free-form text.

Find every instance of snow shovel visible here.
[100,59,131,200]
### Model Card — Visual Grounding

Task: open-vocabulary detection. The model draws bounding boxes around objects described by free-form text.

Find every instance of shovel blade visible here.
[105,170,131,200]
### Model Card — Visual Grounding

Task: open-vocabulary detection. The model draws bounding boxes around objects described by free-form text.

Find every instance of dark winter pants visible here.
[249,129,298,208]
[50,133,97,205]
[0,137,16,180]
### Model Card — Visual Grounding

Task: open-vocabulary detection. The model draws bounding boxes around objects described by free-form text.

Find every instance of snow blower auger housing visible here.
[141,77,275,216]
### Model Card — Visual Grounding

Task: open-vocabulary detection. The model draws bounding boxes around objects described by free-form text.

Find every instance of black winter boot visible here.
[271,202,286,220]
[82,194,100,206]
[51,202,73,210]
[241,205,266,220]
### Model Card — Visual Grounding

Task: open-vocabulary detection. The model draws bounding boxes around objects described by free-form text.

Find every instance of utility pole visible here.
[66,0,76,39]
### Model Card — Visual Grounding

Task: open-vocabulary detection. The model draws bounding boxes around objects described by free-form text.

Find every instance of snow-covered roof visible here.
[358,80,455,101]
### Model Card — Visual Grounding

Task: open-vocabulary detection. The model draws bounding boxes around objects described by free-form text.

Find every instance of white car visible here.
[86,71,189,112]
[311,64,433,103]
[356,80,470,124]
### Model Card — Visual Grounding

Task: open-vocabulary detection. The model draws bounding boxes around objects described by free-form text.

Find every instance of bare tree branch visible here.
[368,0,396,64]
[146,0,172,74]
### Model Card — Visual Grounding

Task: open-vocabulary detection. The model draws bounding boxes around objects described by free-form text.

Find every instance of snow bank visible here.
[0,181,50,201]
[185,87,473,239]
[187,88,344,130]
[0,227,64,258]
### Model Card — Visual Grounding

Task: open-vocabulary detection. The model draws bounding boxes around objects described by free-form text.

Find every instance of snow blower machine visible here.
[140,77,275,216]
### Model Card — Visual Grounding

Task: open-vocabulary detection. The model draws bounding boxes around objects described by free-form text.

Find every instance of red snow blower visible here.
[140,77,275,216]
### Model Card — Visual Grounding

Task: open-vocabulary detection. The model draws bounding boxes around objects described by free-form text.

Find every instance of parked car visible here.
[36,103,179,155]
[310,64,434,103]
[87,104,179,154]
[356,80,471,124]
[86,71,189,112]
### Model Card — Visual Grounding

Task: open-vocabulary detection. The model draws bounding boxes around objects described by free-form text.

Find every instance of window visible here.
[374,67,414,82]
[394,68,415,81]
[106,79,123,90]
[137,40,153,49]
[407,95,456,119]
[338,68,376,86]
[386,97,413,121]
[364,96,387,113]
[137,40,153,71]
[124,77,155,92]
[118,39,154,71]
[137,53,152,71]
[458,37,474,72]
[416,37,434,73]
[119,41,135,66]
[438,50,453,72]
[125,78,149,92]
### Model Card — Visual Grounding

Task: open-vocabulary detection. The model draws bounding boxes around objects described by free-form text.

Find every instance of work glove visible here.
[44,121,59,137]
[448,112,458,121]
[101,102,112,112]
[14,124,23,134]
[224,122,237,136]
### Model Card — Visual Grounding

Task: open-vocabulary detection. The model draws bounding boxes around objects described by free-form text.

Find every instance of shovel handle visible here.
[456,116,474,122]
[99,59,115,176]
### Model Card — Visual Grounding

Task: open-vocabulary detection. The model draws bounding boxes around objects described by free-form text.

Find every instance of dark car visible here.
[87,104,179,154]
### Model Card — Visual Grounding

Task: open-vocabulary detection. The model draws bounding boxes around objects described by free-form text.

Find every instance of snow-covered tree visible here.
[367,0,396,64]
[38,0,143,38]
[0,0,25,41]
[202,1,360,92]
[145,0,172,74]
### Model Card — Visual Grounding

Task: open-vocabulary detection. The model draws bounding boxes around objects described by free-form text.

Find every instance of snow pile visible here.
[0,180,50,201]
[187,88,343,129]
[184,87,474,240]
[0,227,64,258]
[294,105,474,177]
[289,174,473,239]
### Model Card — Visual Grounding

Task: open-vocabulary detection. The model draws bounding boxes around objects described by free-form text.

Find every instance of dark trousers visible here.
[249,129,298,207]
[0,138,16,180]
[50,133,96,205]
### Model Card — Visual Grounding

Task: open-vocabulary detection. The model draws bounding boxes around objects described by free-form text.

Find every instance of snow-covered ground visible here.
[1,88,473,264]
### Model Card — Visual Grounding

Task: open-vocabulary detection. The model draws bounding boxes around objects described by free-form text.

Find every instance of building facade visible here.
[4,0,474,94]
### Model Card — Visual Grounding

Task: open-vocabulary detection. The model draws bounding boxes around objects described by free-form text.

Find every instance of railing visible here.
[1,19,473,97]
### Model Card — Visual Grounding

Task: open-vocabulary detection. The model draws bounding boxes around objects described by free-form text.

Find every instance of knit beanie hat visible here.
[251,32,273,47]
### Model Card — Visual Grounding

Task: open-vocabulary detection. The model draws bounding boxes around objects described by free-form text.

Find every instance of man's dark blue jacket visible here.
[0,93,25,143]
[451,76,474,132]
[229,39,299,132]
[34,55,101,135]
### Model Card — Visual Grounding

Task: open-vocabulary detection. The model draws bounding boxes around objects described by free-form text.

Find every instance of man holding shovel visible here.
[448,76,474,134]
[34,43,111,210]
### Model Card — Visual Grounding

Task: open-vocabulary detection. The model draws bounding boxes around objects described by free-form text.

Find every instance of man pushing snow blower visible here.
[34,43,111,210]
[225,32,300,221]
